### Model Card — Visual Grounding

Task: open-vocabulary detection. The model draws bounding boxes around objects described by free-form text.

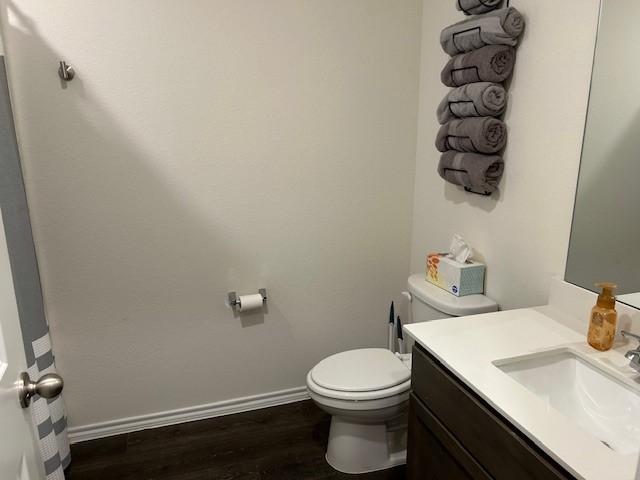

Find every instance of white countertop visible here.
[404,306,640,480]
[620,292,640,310]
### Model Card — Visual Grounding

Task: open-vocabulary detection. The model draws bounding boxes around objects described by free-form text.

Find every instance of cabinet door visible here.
[408,395,492,480]
[411,345,572,480]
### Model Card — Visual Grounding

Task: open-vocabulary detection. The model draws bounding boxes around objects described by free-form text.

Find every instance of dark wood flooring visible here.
[66,400,406,480]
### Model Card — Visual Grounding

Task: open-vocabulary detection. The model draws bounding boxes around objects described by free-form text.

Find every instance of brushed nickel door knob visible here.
[18,372,64,408]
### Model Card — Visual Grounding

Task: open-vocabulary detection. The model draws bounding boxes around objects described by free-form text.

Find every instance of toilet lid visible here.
[310,348,410,393]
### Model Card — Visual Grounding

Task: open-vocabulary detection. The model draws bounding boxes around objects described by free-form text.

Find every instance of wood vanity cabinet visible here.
[407,344,574,480]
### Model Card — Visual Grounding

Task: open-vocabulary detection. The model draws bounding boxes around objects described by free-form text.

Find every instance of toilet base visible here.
[325,414,407,474]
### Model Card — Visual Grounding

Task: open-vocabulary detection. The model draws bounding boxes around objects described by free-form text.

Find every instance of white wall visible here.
[0,1,422,428]
[410,0,601,310]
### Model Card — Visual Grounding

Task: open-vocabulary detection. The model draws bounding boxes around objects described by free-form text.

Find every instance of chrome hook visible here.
[58,61,75,81]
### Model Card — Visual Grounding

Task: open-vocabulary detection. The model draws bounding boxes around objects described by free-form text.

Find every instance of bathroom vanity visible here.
[404,284,640,480]
[407,343,571,479]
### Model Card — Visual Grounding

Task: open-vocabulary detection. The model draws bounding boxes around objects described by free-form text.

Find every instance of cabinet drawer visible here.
[408,393,492,480]
[411,344,572,480]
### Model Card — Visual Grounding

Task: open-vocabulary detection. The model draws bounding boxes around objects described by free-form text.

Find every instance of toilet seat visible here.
[311,348,411,393]
[307,372,410,403]
[307,348,411,405]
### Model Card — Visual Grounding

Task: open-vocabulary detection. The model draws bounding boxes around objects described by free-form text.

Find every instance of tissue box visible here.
[426,253,485,296]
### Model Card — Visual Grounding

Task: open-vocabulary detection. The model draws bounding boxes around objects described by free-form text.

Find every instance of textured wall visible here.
[0,0,422,428]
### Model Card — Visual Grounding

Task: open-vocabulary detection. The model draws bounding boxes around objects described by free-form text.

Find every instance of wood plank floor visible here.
[66,400,406,480]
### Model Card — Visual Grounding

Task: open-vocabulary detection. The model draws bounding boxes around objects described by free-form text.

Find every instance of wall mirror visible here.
[565,0,640,308]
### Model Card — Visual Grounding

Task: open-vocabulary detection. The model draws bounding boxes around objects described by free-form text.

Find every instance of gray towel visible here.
[457,0,503,16]
[441,7,525,56]
[437,82,507,124]
[436,117,507,154]
[438,151,504,193]
[441,45,515,87]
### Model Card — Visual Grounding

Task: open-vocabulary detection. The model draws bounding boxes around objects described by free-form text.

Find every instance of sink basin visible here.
[494,348,640,454]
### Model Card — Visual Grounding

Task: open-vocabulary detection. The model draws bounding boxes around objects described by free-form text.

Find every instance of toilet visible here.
[306,273,498,474]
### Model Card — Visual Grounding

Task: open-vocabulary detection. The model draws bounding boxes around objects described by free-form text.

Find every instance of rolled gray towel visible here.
[441,45,515,87]
[456,0,503,15]
[437,82,507,124]
[438,151,504,193]
[436,117,507,154]
[441,7,525,56]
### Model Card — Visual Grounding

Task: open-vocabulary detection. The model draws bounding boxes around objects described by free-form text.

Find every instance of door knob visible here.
[18,372,64,408]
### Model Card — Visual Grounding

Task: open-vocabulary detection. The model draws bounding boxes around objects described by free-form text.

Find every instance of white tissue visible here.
[448,234,473,264]
[238,294,264,312]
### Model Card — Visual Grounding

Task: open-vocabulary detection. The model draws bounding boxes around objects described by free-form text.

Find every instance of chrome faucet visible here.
[622,331,640,372]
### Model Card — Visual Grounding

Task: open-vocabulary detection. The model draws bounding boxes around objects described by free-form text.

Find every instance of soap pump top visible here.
[595,282,617,309]
[587,282,617,352]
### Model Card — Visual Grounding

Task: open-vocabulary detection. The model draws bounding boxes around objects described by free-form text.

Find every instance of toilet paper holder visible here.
[228,289,267,310]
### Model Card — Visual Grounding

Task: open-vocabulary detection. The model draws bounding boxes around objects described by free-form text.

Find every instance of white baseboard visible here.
[68,386,310,444]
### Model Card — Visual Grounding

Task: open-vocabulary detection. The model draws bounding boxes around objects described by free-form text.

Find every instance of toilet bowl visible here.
[306,348,411,474]
[307,274,498,474]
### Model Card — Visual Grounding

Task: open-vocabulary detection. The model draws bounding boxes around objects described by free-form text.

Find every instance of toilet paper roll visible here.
[238,294,264,312]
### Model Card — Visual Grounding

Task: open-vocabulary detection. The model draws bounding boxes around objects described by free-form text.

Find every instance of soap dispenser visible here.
[587,283,617,351]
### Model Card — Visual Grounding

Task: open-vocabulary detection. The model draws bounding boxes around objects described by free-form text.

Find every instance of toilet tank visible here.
[407,274,498,323]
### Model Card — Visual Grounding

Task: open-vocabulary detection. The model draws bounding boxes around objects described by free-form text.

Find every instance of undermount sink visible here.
[494,348,640,454]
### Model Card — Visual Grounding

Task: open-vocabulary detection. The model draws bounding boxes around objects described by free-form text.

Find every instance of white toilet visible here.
[306,274,498,474]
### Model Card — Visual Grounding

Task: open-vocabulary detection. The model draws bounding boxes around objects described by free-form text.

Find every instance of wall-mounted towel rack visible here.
[438,0,524,196]
[464,187,492,196]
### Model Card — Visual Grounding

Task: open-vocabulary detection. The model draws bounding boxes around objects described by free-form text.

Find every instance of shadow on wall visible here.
[444,182,501,213]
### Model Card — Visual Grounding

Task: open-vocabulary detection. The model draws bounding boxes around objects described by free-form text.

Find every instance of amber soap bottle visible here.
[587,283,617,351]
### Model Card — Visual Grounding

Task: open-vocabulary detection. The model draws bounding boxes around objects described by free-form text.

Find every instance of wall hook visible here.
[58,61,75,82]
